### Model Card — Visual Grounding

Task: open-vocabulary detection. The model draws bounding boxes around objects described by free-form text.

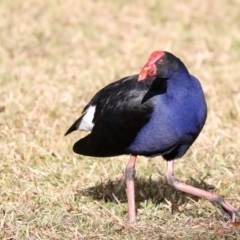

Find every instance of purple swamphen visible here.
[66,51,239,223]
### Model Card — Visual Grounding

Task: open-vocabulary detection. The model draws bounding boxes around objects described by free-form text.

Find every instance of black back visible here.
[71,75,166,157]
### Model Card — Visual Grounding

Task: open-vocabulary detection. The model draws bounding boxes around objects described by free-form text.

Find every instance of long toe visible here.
[210,196,240,222]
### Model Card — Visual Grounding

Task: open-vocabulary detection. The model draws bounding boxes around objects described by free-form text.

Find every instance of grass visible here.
[0,0,240,239]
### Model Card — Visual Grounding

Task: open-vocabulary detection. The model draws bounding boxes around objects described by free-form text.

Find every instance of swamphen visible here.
[65,51,239,223]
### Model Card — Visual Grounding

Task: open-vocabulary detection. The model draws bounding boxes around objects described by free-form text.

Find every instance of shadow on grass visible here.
[76,175,216,211]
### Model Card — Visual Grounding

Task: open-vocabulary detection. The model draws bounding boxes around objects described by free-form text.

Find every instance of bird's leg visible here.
[166,160,240,222]
[125,154,137,223]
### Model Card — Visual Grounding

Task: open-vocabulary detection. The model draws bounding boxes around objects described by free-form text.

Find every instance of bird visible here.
[65,51,239,223]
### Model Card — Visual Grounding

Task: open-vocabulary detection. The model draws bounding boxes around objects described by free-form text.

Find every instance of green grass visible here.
[0,0,240,239]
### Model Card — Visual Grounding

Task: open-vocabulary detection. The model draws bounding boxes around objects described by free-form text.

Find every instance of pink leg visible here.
[166,160,240,222]
[125,155,137,223]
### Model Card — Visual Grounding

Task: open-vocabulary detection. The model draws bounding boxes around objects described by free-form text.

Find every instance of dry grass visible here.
[0,0,240,239]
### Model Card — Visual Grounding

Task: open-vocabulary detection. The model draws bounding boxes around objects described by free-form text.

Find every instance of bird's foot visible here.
[125,215,137,224]
[210,196,240,222]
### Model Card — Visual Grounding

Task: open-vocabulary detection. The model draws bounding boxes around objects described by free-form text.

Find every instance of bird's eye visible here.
[158,59,164,64]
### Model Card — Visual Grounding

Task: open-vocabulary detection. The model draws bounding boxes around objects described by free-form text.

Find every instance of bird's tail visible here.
[65,115,83,136]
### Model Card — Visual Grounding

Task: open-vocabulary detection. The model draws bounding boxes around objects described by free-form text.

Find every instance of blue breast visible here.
[127,75,207,159]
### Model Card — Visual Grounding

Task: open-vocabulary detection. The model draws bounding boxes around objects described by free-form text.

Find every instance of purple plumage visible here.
[66,51,239,223]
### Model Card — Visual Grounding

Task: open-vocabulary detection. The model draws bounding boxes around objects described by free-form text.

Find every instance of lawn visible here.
[0,0,240,239]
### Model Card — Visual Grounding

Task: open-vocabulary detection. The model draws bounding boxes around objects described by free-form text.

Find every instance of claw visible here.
[210,196,240,222]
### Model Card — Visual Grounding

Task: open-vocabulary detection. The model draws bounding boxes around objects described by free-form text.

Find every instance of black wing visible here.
[70,76,158,157]
[65,74,138,136]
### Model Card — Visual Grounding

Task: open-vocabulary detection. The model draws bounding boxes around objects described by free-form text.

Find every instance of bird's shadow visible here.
[76,174,215,212]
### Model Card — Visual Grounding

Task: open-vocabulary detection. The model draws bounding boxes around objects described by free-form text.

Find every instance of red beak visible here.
[138,64,157,81]
[138,51,164,81]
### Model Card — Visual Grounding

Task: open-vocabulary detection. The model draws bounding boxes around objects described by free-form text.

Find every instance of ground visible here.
[0,0,240,239]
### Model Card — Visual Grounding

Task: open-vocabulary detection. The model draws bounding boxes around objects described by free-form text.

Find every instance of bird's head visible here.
[138,51,183,81]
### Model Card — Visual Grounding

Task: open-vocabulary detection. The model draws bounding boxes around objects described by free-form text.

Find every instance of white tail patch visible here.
[78,105,96,131]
